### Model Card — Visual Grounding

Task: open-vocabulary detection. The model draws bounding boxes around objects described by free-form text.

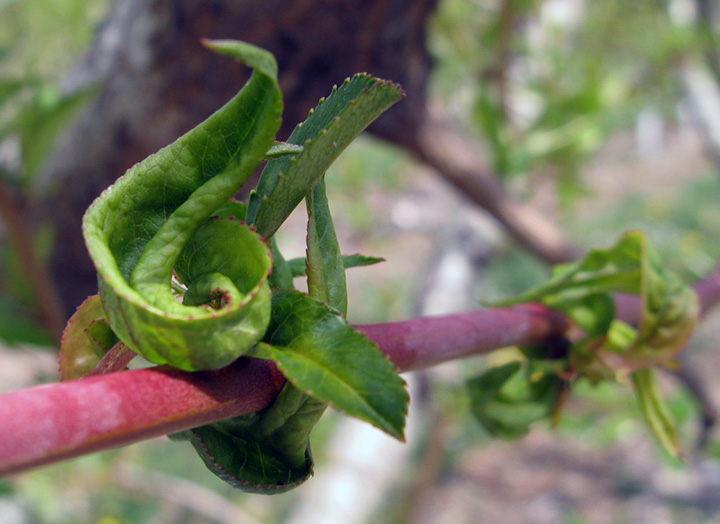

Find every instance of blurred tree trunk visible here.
[37,0,437,317]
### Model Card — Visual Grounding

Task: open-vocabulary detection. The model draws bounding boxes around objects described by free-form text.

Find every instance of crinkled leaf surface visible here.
[82,41,281,371]
[246,74,404,238]
[162,48,405,493]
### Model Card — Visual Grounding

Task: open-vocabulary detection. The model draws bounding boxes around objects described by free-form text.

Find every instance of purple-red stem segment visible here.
[0,304,567,477]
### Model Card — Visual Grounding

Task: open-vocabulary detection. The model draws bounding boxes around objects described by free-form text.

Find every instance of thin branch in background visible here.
[695,0,720,85]
[0,177,65,343]
[487,0,518,116]
[674,352,718,450]
[115,463,264,524]
[408,104,580,265]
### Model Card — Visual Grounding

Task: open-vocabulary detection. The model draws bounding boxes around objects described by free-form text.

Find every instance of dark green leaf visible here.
[247,74,404,238]
[306,177,347,314]
[258,289,408,440]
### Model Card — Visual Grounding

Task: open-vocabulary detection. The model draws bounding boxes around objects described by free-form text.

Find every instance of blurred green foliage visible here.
[429,0,705,204]
[0,0,110,79]
[0,0,105,346]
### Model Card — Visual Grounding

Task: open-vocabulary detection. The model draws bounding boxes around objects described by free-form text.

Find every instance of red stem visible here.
[0,304,567,477]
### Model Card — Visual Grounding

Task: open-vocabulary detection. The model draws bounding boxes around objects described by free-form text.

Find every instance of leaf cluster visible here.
[63,41,407,493]
[468,231,698,457]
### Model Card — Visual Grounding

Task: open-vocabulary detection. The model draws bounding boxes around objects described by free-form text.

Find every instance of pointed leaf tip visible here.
[202,39,278,82]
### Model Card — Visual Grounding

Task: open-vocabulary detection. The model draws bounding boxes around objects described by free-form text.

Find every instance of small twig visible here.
[0,177,66,343]
[83,341,137,377]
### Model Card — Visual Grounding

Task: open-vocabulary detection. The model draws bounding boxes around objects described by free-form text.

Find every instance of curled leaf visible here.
[82,41,281,371]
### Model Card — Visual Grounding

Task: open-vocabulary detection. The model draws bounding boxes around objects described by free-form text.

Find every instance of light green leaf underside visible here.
[82,41,282,371]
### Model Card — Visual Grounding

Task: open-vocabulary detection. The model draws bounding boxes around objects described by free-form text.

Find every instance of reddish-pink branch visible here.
[0,358,286,476]
[0,304,567,477]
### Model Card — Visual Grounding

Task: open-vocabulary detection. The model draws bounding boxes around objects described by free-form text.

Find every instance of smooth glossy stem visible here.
[0,305,567,477]
[357,303,569,372]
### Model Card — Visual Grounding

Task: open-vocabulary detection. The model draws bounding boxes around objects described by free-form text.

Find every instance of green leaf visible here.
[467,361,562,439]
[306,176,347,315]
[631,368,681,458]
[246,74,404,238]
[185,381,325,494]
[286,254,385,278]
[257,289,408,440]
[494,231,698,375]
[59,295,113,380]
[340,253,386,269]
[490,231,698,454]
[268,238,295,290]
[82,41,282,371]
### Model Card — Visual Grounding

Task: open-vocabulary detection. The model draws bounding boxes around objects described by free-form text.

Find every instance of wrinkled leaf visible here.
[82,41,281,371]
[631,368,681,458]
